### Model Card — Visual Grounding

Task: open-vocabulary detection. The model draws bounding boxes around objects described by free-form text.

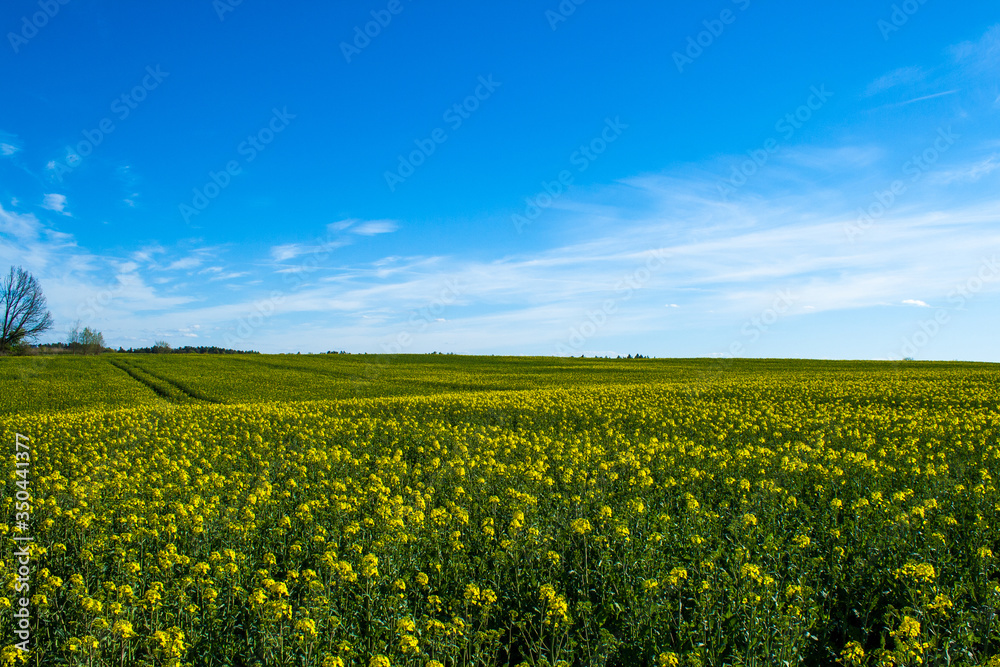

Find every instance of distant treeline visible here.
[118,345,259,355]
[30,343,259,355]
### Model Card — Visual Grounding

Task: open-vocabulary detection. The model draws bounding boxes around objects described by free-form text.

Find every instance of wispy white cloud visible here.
[42,193,71,215]
[328,219,357,231]
[896,89,960,106]
[167,256,203,271]
[902,299,931,307]
[0,204,41,244]
[269,218,398,261]
[0,131,22,157]
[208,271,250,282]
[936,154,1000,183]
[270,240,350,262]
[864,66,926,96]
[351,219,398,235]
[949,24,1000,66]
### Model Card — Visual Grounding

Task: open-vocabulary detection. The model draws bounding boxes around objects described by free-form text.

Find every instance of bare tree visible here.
[1,266,54,352]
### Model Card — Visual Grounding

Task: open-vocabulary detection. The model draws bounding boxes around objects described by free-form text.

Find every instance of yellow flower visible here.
[267,580,289,597]
[657,652,680,667]
[840,641,865,665]
[112,620,136,639]
[685,494,700,511]
[399,634,419,653]
[361,554,379,578]
[893,616,921,640]
[894,562,935,583]
[667,567,688,586]
[294,618,318,639]
[369,656,391,667]
[927,594,953,616]
[1,646,29,667]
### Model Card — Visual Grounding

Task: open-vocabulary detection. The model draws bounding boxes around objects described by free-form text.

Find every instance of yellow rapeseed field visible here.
[1,358,999,666]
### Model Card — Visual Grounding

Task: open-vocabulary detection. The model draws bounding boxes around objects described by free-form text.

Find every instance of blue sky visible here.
[1,1,998,359]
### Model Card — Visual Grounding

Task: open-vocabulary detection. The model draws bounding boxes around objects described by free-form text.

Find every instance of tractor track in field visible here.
[106,358,220,404]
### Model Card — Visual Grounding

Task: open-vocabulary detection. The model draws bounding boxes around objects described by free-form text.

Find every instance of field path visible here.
[106,357,220,404]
